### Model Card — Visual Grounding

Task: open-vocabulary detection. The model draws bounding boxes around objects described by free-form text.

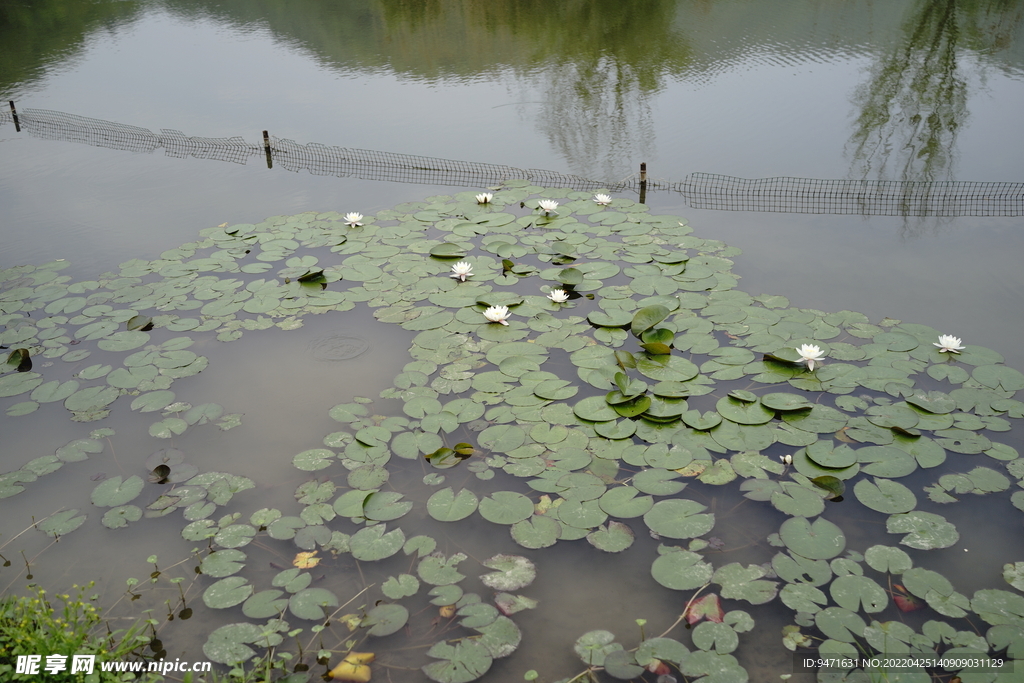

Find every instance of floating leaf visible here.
[203,577,253,609]
[429,243,467,258]
[480,555,536,591]
[418,553,467,586]
[364,603,409,636]
[686,594,725,625]
[37,509,87,537]
[350,525,405,561]
[854,478,917,514]
[587,521,635,553]
[651,549,714,590]
[631,305,670,337]
[428,487,479,522]
[382,574,420,600]
[478,491,534,525]
[203,623,264,665]
[422,639,492,683]
[574,630,622,667]
[644,499,714,539]
[886,511,959,550]
[779,517,846,560]
[242,590,289,619]
[91,475,144,507]
[289,587,339,620]
[363,491,413,522]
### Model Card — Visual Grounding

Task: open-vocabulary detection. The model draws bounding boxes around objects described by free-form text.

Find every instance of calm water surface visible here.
[2,1,1023,681]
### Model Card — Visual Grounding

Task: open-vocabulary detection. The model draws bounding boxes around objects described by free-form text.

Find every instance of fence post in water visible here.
[639,162,647,205]
[263,130,273,169]
[9,101,20,132]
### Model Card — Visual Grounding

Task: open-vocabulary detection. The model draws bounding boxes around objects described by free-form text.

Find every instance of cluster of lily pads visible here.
[2,182,1024,683]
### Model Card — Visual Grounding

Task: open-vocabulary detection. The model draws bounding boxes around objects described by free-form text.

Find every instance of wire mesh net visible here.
[677,173,1024,217]
[4,107,1022,217]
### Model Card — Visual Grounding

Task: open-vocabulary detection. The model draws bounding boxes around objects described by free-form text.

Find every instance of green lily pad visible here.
[478,491,534,525]
[510,515,561,549]
[631,305,670,337]
[349,524,405,561]
[242,590,289,619]
[830,575,888,613]
[100,505,142,529]
[863,545,912,574]
[429,243,468,258]
[130,390,176,413]
[428,487,479,522]
[203,576,253,609]
[293,448,336,471]
[886,511,959,550]
[203,623,264,665]
[854,478,917,514]
[574,630,622,667]
[422,639,492,683]
[91,475,144,507]
[288,587,339,620]
[418,552,467,586]
[364,603,409,636]
[382,574,421,600]
[780,516,846,560]
[480,554,536,590]
[651,549,714,590]
[586,521,635,553]
[644,499,714,539]
[37,509,87,537]
[363,491,413,522]
[200,549,248,578]
[857,445,917,478]
[713,563,779,605]
[716,396,775,425]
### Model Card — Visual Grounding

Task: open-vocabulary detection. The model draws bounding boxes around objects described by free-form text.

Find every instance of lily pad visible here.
[203,577,253,609]
[480,555,536,591]
[349,524,405,561]
[854,478,917,514]
[478,491,534,525]
[586,521,635,553]
[643,499,714,539]
[651,549,714,590]
[364,603,409,636]
[288,587,339,620]
[428,487,479,522]
[886,511,959,550]
[779,516,846,560]
[90,475,144,507]
[422,639,492,683]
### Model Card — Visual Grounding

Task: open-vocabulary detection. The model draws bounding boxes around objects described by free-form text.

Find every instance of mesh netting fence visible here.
[3,107,1022,217]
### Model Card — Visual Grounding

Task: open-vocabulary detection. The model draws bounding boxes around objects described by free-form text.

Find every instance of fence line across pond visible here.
[2,105,1022,218]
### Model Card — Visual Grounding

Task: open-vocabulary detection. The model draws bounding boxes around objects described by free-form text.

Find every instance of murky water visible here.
[2,2,1024,682]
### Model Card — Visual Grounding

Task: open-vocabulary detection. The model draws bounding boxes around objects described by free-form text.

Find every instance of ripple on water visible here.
[306,334,369,361]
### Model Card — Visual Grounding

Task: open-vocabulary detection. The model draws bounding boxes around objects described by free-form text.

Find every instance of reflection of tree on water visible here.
[374,0,689,182]
[847,0,1022,185]
[532,55,659,183]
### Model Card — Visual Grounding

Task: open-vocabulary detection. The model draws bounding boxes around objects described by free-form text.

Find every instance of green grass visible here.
[0,582,162,682]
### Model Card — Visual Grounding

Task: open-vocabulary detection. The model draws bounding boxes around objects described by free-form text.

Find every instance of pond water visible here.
[2,2,1024,683]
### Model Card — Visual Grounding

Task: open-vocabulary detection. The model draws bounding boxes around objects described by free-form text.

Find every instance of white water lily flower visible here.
[343,212,363,227]
[933,334,965,353]
[449,261,473,282]
[538,199,559,215]
[476,192,493,204]
[547,289,569,303]
[795,343,825,371]
[780,454,793,465]
[593,194,612,206]
[483,305,511,326]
